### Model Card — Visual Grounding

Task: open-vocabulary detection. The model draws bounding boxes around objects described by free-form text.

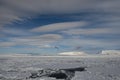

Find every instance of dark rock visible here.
[48,72,68,79]
[28,67,87,80]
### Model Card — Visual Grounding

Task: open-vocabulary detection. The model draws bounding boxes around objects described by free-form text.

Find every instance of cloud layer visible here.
[0,0,120,54]
[31,21,87,32]
[1,0,120,27]
[61,27,120,35]
[11,34,62,48]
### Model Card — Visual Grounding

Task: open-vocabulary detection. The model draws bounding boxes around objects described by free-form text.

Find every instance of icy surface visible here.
[0,56,120,80]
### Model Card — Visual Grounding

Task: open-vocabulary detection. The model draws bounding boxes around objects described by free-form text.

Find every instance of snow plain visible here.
[0,55,120,80]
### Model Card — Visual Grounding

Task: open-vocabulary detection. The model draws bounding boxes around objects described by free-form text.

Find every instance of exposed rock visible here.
[28,67,86,80]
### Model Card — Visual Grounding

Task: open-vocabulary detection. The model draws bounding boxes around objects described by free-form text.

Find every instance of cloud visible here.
[3,0,120,14]
[55,38,120,54]
[34,34,62,40]
[0,0,120,27]
[1,28,33,36]
[61,27,120,35]
[0,3,25,28]
[0,53,31,57]
[0,34,5,37]
[0,0,120,54]
[31,21,87,32]
[7,34,63,48]
[0,34,62,48]
[57,38,120,50]
[0,42,16,47]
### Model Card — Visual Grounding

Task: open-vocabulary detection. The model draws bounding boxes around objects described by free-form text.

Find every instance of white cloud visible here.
[31,21,87,32]
[34,34,63,40]
[61,28,120,35]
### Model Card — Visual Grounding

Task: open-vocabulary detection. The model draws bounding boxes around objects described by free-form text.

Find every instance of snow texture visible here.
[0,56,120,80]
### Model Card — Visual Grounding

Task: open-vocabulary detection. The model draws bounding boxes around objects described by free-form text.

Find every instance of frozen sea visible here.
[0,55,120,80]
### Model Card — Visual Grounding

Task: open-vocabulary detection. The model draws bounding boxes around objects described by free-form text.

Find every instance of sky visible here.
[0,0,120,55]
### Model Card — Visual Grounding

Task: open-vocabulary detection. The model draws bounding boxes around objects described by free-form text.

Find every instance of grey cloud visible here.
[0,42,16,47]
[0,34,5,37]
[61,27,120,35]
[0,6,24,27]
[0,33,62,48]
[0,0,120,27]
[6,34,63,48]
[58,38,120,49]
[31,21,87,32]
[3,0,120,13]
[2,28,33,36]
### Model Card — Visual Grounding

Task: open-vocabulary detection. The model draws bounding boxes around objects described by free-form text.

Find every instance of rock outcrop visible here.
[28,67,86,80]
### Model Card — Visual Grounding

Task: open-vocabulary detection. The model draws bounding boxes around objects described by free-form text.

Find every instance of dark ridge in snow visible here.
[28,67,86,80]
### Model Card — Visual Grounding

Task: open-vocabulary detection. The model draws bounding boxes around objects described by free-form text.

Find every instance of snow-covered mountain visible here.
[58,51,88,56]
[101,50,120,55]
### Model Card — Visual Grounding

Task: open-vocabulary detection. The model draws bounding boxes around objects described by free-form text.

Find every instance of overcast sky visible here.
[0,0,120,55]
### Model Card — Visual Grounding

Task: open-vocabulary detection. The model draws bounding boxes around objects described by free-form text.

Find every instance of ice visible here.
[0,56,120,80]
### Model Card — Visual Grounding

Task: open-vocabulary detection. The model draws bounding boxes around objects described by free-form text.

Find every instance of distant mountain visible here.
[58,51,88,56]
[101,50,120,55]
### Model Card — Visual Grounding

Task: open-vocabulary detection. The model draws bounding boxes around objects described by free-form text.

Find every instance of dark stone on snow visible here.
[48,72,68,79]
[28,67,87,80]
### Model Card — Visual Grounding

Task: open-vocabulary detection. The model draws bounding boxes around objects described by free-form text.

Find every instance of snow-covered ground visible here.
[0,55,120,80]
